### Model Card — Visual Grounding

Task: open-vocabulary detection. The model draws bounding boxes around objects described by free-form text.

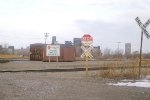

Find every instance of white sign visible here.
[46,45,60,56]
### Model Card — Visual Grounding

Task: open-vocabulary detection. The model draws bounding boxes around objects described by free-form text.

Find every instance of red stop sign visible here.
[81,34,93,46]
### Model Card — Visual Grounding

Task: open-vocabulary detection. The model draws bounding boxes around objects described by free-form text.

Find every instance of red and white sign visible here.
[81,34,93,46]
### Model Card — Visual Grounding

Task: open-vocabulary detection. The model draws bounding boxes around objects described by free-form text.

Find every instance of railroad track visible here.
[0,66,150,73]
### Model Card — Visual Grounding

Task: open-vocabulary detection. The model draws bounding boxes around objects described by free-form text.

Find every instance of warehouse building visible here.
[30,43,75,62]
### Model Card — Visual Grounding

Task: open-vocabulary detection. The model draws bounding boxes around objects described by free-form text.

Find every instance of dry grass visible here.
[142,59,150,66]
[0,54,21,59]
[95,59,150,79]
[98,65,139,79]
[141,68,150,77]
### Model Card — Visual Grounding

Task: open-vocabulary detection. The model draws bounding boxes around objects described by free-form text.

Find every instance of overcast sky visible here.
[0,0,150,53]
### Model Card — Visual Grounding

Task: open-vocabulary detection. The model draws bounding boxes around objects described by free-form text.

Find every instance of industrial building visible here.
[0,45,2,53]
[73,38,82,58]
[0,45,15,54]
[30,36,75,62]
[30,36,101,62]
[52,36,56,45]
[30,43,75,62]
[73,38,81,46]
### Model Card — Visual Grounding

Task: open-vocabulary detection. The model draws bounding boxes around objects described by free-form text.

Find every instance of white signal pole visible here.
[44,33,49,44]
[43,33,49,62]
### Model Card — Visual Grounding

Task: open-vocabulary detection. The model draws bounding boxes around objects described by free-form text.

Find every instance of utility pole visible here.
[44,33,49,44]
[139,31,143,77]
[43,33,49,62]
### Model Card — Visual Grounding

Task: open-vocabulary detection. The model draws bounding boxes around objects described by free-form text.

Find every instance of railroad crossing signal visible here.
[81,34,93,77]
[135,17,150,78]
[135,17,150,39]
[81,45,93,59]
[81,34,93,59]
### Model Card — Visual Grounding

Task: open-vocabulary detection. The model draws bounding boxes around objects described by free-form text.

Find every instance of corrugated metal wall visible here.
[30,43,44,61]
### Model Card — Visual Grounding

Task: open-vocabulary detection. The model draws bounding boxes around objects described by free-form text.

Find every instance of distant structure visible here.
[73,38,81,46]
[52,36,56,45]
[0,45,2,49]
[65,41,72,46]
[0,45,2,53]
[73,38,82,58]
[0,45,15,54]
[15,47,30,56]
[125,43,131,57]
[8,46,14,54]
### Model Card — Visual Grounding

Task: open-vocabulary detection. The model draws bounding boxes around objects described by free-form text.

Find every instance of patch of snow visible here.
[108,79,150,88]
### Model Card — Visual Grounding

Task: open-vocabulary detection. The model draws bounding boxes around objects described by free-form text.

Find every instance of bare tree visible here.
[113,49,124,59]
[103,48,111,58]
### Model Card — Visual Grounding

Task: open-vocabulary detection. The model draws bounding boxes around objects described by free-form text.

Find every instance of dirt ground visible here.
[0,61,150,100]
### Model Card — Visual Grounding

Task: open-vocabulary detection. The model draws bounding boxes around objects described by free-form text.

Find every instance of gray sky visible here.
[0,0,150,53]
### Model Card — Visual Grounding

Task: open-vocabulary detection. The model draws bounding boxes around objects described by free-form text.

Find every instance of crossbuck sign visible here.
[81,34,93,76]
[135,17,150,38]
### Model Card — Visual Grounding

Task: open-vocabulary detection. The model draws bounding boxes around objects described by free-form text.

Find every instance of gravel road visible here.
[0,61,150,100]
[0,72,150,100]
